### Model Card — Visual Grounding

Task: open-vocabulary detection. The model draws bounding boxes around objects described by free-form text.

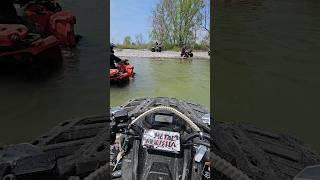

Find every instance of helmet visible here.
[110,43,116,49]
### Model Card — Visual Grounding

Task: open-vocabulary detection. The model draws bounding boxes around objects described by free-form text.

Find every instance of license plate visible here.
[142,129,180,153]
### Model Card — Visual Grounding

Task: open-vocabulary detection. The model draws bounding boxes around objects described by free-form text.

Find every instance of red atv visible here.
[110,59,135,83]
[0,24,62,68]
[23,0,78,47]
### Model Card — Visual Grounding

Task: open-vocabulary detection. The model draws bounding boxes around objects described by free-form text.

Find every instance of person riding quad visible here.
[181,46,193,58]
[110,43,122,69]
[181,46,186,57]
[154,42,162,52]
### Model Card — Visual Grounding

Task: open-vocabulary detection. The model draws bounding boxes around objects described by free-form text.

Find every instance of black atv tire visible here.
[211,122,320,180]
[189,53,193,57]
[151,48,155,52]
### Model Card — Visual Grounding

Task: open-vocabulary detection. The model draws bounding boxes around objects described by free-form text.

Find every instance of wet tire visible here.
[25,45,63,78]
[211,122,320,180]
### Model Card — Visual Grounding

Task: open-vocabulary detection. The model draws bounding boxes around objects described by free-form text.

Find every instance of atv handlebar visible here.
[182,132,212,144]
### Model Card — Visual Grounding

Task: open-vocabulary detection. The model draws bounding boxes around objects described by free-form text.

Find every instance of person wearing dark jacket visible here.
[181,46,186,57]
[110,44,122,69]
[0,0,19,24]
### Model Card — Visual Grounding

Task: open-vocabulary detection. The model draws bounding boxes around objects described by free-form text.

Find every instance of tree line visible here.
[151,0,210,49]
[117,0,210,51]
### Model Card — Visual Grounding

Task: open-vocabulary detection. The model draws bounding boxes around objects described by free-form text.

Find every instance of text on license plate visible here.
[142,129,180,153]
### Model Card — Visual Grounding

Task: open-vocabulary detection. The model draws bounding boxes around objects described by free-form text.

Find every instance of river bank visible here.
[114,49,210,59]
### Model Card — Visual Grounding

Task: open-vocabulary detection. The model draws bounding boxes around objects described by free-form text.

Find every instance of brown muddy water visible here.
[0,0,107,144]
[214,0,320,150]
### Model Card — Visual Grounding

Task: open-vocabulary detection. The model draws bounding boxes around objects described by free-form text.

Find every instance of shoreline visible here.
[114,49,210,59]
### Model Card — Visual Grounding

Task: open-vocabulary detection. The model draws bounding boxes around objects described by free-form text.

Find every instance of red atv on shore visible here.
[23,0,78,47]
[110,59,135,83]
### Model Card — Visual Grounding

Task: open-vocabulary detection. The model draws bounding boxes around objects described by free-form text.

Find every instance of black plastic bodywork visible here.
[120,139,195,180]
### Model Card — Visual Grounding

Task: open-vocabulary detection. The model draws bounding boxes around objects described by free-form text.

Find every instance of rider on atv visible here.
[110,43,122,69]
[181,45,193,58]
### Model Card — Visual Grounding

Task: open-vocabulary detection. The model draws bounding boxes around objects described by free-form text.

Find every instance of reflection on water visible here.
[215,0,320,150]
[111,58,210,108]
[0,0,107,144]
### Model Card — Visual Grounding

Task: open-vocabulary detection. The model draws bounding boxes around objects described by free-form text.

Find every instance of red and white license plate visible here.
[142,129,180,153]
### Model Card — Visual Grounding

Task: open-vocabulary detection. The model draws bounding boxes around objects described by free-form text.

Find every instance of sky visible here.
[110,0,210,44]
[110,0,156,44]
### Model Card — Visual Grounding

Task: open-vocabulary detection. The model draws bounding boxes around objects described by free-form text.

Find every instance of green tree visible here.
[150,0,205,48]
[123,36,132,46]
[135,33,144,45]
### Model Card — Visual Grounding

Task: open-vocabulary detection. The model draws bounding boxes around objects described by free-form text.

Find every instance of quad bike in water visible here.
[22,0,78,47]
[0,23,63,71]
[110,59,135,83]
[181,48,193,58]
